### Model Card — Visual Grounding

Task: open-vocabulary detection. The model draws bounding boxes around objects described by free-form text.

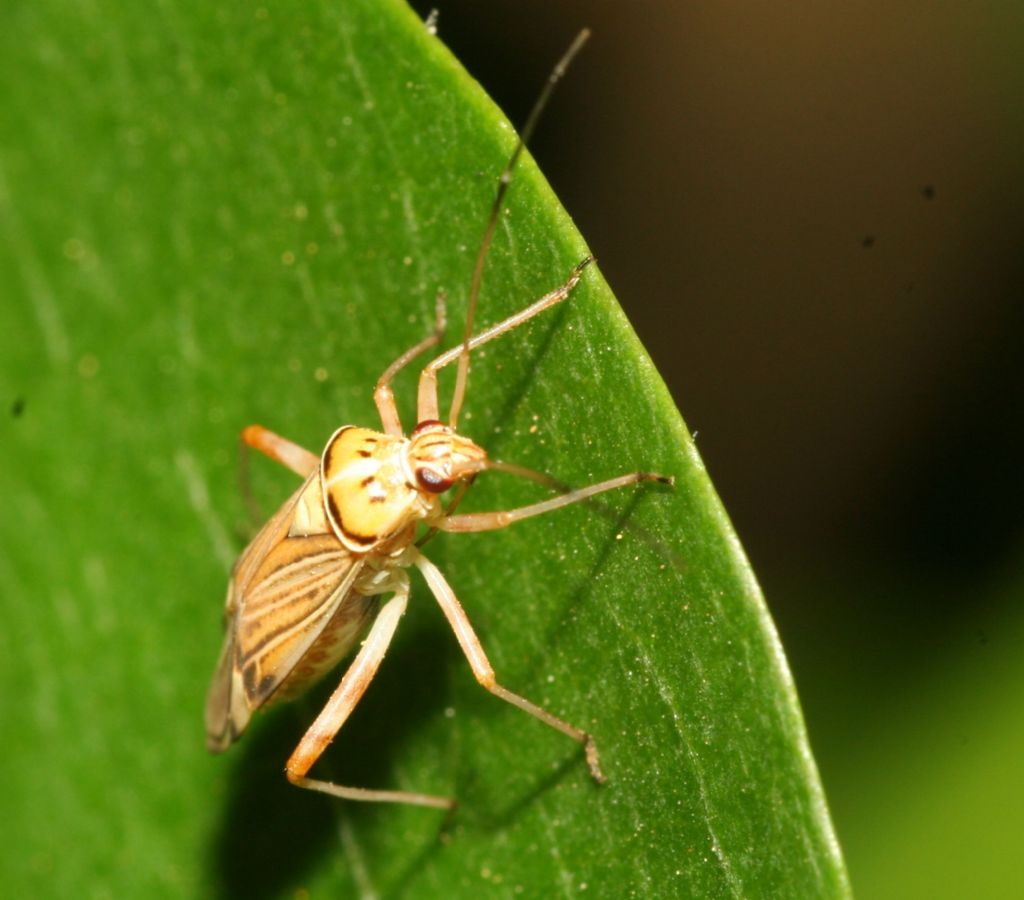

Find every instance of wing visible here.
[234,532,363,707]
[205,473,365,751]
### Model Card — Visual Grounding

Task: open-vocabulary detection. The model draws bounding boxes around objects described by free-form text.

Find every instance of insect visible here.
[204,30,671,810]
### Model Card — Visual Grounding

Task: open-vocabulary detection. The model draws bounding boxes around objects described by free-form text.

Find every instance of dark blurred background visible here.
[411,2,1024,895]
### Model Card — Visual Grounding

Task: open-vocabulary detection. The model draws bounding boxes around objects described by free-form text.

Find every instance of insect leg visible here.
[238,425,320,526]
[436,471,673,533]
[374,290,446,436]
[416,257,594,423]
[241,424,319,476]
[414,550,606,784]
[284,585,454,809]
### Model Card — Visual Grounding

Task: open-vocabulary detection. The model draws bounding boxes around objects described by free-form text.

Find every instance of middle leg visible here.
[414,550,606,783]
[435,470,673,534]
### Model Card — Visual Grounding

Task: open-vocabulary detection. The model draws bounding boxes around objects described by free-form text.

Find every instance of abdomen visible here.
[271,592,379,703]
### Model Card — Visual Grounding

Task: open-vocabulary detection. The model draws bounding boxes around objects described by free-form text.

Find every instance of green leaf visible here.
[0,1,848,896]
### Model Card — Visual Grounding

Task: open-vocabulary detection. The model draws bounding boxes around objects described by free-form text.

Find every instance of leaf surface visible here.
[0,1,847,896]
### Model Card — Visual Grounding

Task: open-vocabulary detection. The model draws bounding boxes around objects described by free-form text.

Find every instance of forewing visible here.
[205,473,363,750]
[234,532,362,709]
[204,614,249,752]
[206,475,316,751]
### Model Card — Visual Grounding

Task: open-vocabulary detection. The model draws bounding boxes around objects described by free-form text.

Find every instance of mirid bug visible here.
[205,30,671,810]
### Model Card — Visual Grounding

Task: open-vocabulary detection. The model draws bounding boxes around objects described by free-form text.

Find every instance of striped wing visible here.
[205,474,365,751]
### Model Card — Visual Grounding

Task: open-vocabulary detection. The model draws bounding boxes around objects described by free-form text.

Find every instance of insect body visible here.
[205,31,670,810]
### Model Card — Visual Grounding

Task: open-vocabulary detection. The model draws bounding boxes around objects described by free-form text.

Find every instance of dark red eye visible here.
[416,467,453,493]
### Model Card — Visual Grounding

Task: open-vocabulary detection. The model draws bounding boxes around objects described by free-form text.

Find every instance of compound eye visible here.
[415,467,453,494]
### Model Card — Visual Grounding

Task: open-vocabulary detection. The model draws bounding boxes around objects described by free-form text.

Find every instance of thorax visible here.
[320,426,439,554]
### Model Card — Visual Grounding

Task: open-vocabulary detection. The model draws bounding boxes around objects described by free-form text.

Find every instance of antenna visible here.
[447,28,592,428]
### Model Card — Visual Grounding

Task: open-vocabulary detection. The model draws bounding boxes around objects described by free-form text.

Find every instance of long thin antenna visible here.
[447,28,592,428]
